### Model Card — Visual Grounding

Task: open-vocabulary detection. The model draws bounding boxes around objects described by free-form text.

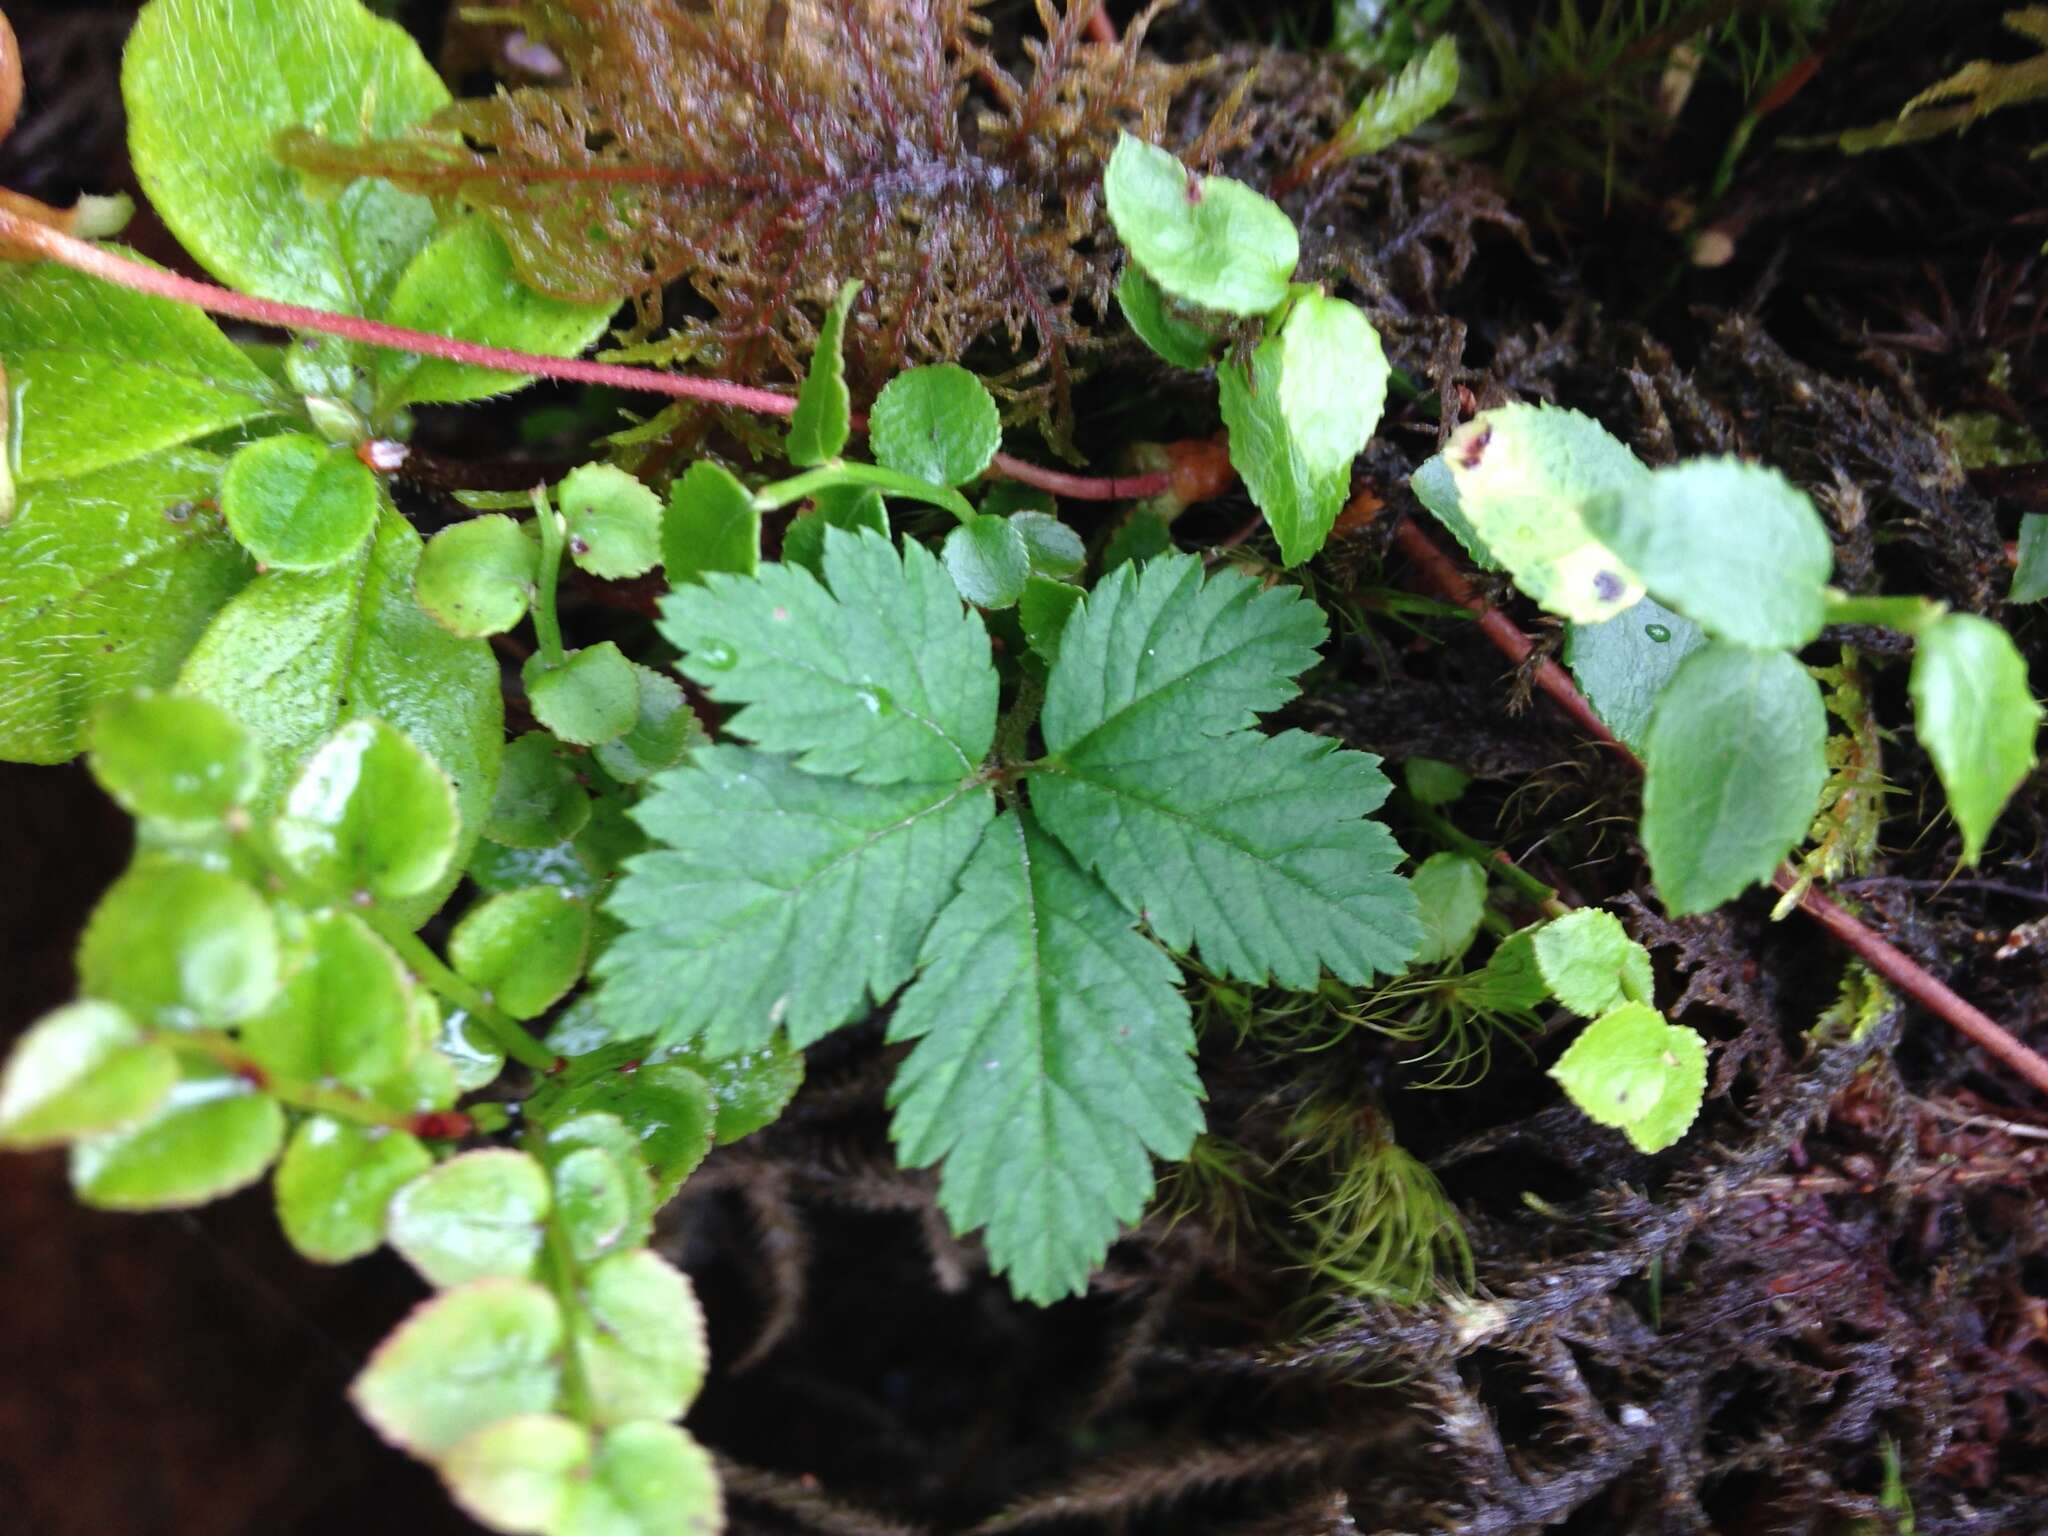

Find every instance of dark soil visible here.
[2,2,2044,1533]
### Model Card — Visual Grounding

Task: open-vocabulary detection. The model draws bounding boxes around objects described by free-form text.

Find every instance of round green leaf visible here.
[1103,133,1299,316]
[1549,1003,1708,1154]
[593,666,703,784]
[555,1423,721,1536]
[70,1075,285,1210]
[77,859,281,1030]
[273,718,461,903]
[663,460,760,585]
[869,364,1001,488]
[1116,263,1223,368]
[450,887,594,1021]
[1532,908,1654,1018]
[571,1249,710,1426]
[525,1062,717,1202]
[275,1115,432,1264]
[240,909,417,1089]
[387,1148,552,1288]
[942,513,1032,609]
[350,1279,563,1458]
[438,1010,508,1094]
[1410,852,1488,967]
[486,733,592,849]
[416,515,539,638]
[558,463,663,580]
[221,434,380,571]
[442,1414,590,1534]
[0,1001,177,1149]
[88,690,262,825]
[524,643,641,747]
[544,1111,657,1260]
[1010,511,1086,579]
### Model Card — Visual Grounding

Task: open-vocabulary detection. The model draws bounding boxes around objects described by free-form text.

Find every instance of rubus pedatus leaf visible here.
[277,0,1200,431]
[1908,612,2042,865]
[1549,1003,1707,1154]
[887,810,1202,1303]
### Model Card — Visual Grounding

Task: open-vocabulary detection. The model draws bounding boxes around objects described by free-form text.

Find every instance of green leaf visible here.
[436,1011,507,1095]
[241,908,418,1088]
[375,217,616,410]
[525,644,641,747]
[787,278,862,466]
[1033,727,1418,986]
[1220,295,1388,566]
[780,484,888,577]
[1116,264,1222,369]
[486,733,592,849]
[660,529,996,784]
[1439,406,1649,623]
[0,259,283,483]
[1531,908,1654,1017]
[1332,34,1460,156]
[450,887,594,1020]
[1402,757,1470,806]
[661,462,760,585]
[592,666,703,785]
[1011,512,1086,580]
[87,690,262,825]
[547,1141,646,1265]
[553,1423,720,1536]
[220,434,381,572]
[1101,508,1173,571]
[1410,852,1488,967]
[1562,596,1708,754]
[70,1074,285,1209]
[180,507,502,915]
[416,516,539,638]
[1040,553,1328,746]
[387,1149,553,1287]
[442,1414,589,1535]
[272,717,461,904]
[0,1001,177,1149]
[2013,513,2048,603]
[1549,1003,1707,1154]
[558,464,663,581]
[275,1115,432,1263]
[868,365,1002,488]
[1409,453,1499,570]
[942,514,1032,609]
[1640,643,1828,914]
[1582,459,1834,649]
[568,1249,709,1425]
[529,1066,716,1203]
[1018,576,1085,664]
[671,1039,805,1146]
[1457,925,1554,1013]
[350,1278,562,1457]
[888,811,1201,1303]
[78,859,281,1030]
[1909,612,2042,864]
[0,451,252,764]
[598,746,993,1054]
[122,0,449,313]
[1103,133,1299,316]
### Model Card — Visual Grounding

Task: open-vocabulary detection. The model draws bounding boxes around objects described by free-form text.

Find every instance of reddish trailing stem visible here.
[1394,516,2048,1102]
[0,209,1167,501]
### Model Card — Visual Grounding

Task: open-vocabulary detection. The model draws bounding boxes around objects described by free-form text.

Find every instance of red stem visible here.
[1085,3,1117,46]
[0,210,1167,502]
[1394,516,2048,1102]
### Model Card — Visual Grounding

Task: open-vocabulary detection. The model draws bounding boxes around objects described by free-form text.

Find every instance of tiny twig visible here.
[0,209,1170,504]
[1394,515,2048,1102]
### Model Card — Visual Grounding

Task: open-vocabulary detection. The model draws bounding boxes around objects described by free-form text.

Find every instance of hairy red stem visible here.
[0,210,1167,502]
[1394,516,2048,1101]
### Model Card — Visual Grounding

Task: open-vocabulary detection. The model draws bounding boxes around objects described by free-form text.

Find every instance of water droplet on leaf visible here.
[695,641,737,670]
[1645,623,1672,643]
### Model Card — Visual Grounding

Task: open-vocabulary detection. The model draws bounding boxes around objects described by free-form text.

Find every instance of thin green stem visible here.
[362,910,559,1074]
[165,1031,420,1130]
[754,461,975,523]
[1395,791,1568,917]
[1822,588,1943,636]
[530,487,568,668]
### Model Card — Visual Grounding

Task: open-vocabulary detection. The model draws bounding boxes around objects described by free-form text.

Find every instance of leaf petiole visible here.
[359,909,561,1074]
[1821,587,1944,636]
[528,487,569,668]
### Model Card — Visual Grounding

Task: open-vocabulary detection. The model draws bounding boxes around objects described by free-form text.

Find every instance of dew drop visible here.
[855,684,895,715]
[982,1058,1001,1072]
[1644,623,1672,643]
[695,641,738,670]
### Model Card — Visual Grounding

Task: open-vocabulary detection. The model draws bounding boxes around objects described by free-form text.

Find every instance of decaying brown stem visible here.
[1392,516,2048,1102]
